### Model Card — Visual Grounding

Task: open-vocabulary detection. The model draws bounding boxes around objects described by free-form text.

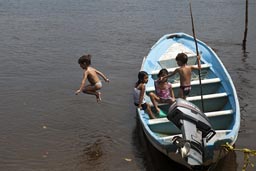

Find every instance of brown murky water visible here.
[0,0,256,170]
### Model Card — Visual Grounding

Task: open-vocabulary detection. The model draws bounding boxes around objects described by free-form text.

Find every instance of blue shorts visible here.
[134,103,147,110]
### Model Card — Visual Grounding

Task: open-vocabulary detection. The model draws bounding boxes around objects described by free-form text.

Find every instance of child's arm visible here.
[197,55,201,69]
[95,69,110,82]
[75,71,88,95]
[161,69,178,80]
[138,84,145,108]
[191,55,201,70]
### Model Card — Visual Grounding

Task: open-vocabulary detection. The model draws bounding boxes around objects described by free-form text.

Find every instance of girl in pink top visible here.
[149,69,175,114]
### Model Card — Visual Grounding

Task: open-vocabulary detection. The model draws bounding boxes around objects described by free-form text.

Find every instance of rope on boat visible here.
[222,142,256,171]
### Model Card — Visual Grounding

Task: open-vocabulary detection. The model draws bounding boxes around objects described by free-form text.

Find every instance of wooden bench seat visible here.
[147,110,233,134]
[149,63,211,75]
[146,77,221,92]
[186,92,227,101]
[147,93,229,114]
[148,109,233,126]
[157,129,232,143]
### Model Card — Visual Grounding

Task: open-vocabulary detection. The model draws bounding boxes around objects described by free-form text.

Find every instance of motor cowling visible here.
[167,98,216,166]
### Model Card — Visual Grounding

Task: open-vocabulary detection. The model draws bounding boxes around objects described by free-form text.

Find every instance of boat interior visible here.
[144,58,234,139]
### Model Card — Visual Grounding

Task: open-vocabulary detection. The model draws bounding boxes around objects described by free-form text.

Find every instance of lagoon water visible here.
[1,0,256,170]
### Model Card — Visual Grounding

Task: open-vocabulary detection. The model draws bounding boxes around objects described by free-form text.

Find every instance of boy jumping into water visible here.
[75,54,109,102]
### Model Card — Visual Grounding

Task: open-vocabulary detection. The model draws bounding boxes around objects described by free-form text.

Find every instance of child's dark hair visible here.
[176,53,188,64]
[157,68,168,78]
[136,71,148,86]
[78,54,92,65]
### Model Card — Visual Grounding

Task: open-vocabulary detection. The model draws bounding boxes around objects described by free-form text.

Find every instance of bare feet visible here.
[96,92,102,103]
[156,107,160,114]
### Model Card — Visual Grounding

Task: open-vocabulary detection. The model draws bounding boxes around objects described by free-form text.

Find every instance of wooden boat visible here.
[137,32,240,169]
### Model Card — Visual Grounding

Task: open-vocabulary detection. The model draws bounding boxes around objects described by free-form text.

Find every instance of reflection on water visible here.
[212,151,238,171]
[133,117,190,171]
[76,132,114,171]
[83,140,103,161]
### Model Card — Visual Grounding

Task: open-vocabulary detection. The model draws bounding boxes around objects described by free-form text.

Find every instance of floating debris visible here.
[42,151,49,158]
[124,158,132,162]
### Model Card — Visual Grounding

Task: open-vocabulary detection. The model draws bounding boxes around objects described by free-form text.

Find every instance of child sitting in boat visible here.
[134,71,156,119]
[75,54,109,102]
[149,68,175,114]
[162,53,201,99]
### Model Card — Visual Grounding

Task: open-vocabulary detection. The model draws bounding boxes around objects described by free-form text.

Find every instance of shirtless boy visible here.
[162,53,201,99]
[75,54,109,102]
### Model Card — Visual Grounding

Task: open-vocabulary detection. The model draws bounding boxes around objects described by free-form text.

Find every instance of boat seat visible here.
[205,109,233,117]
[146,77,221,92]
[148,92,227,107]
[187,93,229,112]
[148,117,170,125]
[173,78,220,89]
[158,129,232,143]
[149,63,211,75]
[187,92,227,101]
[147,110,233,134]
[148,109,233,125]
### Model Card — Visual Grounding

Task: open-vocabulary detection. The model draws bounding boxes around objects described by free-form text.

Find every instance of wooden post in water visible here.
[242,0,248,50]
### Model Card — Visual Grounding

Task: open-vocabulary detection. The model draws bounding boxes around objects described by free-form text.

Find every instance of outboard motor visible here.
[167,98,216,166]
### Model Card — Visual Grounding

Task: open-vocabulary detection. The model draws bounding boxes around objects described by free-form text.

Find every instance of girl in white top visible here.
[133,71,156,119]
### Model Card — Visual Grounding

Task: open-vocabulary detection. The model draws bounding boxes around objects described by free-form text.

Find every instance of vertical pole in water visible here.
[189,0,205,112]
[242,0,248,50]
